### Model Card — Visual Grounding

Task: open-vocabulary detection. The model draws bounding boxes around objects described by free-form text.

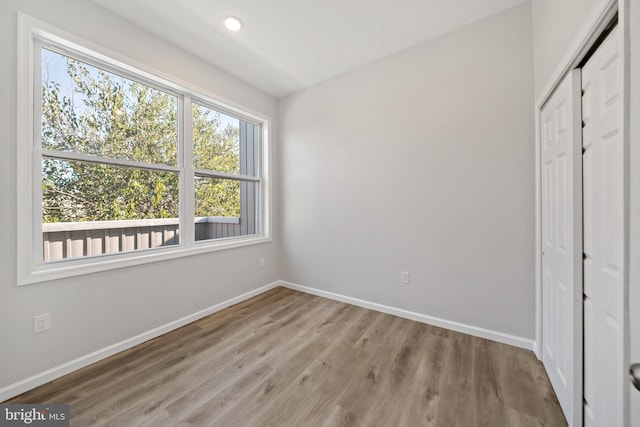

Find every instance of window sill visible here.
[20,234,272,286]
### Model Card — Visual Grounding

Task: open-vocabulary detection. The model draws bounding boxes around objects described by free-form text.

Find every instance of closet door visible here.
[540,69,583,427]
[582,26,624,427]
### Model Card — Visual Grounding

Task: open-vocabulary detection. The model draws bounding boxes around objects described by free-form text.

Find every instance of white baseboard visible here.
[1,279,536,402]
[533,341,541,360]
[279,281,536,352]
[0,281,280,402]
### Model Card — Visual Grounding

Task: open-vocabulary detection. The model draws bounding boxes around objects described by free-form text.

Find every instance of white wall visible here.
[278,4,535,340]
[531,0,602,97]
[0,0,280,394]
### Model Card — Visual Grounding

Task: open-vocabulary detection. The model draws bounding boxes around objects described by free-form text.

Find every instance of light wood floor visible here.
[7,287,567,426]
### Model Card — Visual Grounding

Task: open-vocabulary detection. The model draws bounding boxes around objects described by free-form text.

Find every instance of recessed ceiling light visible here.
[224,16,243,32]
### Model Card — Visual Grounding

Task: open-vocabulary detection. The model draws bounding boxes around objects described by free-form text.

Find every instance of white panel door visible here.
[582,26,625,427]
[541,69,583,427]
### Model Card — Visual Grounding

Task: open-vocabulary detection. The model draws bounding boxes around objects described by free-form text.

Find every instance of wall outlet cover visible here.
[34,313,51,334]
[401,271,410,284]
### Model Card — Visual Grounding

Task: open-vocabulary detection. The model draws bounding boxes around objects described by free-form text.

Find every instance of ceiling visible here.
[92,0,528,98]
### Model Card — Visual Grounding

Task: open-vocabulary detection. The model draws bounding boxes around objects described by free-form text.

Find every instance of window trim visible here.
[17,13,272,286]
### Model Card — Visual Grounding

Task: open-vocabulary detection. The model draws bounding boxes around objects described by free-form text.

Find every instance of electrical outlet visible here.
[259,257,265,267]
[34,313,51,334]
[400,271,410,284]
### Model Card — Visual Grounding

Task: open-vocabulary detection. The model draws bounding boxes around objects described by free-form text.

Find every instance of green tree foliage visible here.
[192,104,241,217]
[41,52,241,223]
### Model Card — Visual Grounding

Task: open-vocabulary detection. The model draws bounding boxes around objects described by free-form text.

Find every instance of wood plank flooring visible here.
[6,287,567,426]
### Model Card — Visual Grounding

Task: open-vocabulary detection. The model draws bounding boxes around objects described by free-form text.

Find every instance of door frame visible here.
[628,0,640,425]
[534,0,630,425]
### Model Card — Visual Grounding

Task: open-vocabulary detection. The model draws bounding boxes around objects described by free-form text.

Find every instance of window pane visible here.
[192,104,240,173]
[42,158,179,261]
[194,176,258,241]
[41,48,178,166]
[194,176,240,218]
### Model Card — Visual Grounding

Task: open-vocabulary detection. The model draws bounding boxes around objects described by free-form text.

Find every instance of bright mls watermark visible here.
[0,405,69,426]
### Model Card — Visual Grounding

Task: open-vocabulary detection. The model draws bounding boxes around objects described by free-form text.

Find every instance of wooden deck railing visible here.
[42,217,243,261]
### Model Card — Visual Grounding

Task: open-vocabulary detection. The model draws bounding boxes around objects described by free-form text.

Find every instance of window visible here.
[40,48,181,261]
[17,16,270,284]
[192,103,261,241]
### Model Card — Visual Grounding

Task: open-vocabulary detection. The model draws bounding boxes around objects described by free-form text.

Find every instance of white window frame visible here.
[16,13,271,286]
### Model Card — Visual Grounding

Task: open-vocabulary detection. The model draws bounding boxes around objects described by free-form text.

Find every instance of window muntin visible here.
[30,38,266,270]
